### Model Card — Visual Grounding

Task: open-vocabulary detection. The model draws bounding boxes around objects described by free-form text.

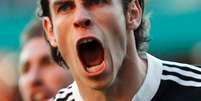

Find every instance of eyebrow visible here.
[53,0,73,6]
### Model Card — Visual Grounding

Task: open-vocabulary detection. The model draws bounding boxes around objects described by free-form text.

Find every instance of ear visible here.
[126,0,142,31]
[42,17,57,47]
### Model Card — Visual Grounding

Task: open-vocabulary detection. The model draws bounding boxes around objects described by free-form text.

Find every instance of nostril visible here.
[85,19,91,26]
[74,23,80,28]
[74,19,92,28]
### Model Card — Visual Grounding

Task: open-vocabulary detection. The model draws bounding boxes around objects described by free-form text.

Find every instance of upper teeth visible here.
[81,39,93,44]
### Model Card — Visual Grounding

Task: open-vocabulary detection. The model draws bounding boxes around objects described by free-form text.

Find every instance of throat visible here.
[78,73,140,101]
[107,56,147,100]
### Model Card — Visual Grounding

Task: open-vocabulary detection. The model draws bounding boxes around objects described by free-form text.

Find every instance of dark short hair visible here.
[37,0,149,68]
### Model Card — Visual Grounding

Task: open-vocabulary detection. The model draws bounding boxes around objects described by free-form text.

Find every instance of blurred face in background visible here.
[19,37,73,101]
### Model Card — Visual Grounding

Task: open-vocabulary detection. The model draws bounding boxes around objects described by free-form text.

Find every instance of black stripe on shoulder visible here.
[56,92,73,101]
[162,63,201,75]
[163,70,201,82]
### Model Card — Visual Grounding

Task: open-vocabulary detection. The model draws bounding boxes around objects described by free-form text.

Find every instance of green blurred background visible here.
[0,0,201,64]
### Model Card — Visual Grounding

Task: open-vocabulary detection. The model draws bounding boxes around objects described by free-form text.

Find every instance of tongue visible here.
[79,40,104,67]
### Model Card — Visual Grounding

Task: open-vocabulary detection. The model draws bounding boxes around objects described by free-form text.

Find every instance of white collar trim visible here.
[73,81,84,101]
[132,53,163,101]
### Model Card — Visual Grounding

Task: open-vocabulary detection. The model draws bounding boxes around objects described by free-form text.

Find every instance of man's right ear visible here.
[42,17,57,47]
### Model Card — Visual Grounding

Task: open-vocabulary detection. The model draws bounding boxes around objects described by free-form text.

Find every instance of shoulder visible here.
[53,84,75,101]
[160,60,201,87]
[151,60,201,100]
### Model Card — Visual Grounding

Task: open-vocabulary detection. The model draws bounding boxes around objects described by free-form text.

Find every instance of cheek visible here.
[95,6,127,44]
[94,8,127,73]
[53,15,74,49]
[18,77,29,95]
[97,11,127,54]
[19,76,27,87]
[53,16,77,67]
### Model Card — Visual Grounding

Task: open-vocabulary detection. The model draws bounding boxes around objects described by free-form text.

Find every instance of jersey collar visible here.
[132,53,163,101]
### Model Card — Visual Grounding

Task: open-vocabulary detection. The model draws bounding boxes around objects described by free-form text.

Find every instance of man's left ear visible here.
[126,0,142,31]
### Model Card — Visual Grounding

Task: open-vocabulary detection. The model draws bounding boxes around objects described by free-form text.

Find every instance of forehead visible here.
[49,0,72,4]
[20,37,50,64]
[48,0,115,5]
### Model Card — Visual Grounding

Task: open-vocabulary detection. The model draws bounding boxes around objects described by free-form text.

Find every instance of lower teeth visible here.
[86,62,103,73]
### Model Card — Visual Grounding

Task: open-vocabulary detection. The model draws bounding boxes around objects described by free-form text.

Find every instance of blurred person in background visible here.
[18,19,73,101]
[0,51,22,101]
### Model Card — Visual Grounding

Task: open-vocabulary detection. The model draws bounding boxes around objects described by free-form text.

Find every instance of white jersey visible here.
[53,54,201,101]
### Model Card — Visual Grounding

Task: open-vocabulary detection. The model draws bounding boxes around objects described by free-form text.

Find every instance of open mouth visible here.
[77,37,104,73]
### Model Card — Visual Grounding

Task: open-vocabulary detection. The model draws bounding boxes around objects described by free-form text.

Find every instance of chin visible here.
[85,71,115,91]
[89,81,111,91]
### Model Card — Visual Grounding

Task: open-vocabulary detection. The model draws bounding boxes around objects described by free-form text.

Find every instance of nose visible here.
[73,6,92,28]
[28,68,43,88]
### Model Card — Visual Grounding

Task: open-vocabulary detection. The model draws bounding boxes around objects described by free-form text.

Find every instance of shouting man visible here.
[38,0,201,100]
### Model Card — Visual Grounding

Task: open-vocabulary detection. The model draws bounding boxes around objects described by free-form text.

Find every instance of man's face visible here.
[45,0,129,89]
[19,37,73,101]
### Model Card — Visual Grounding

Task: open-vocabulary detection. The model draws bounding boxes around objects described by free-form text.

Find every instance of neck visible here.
[118,33,147,99]
[78,33,147,101]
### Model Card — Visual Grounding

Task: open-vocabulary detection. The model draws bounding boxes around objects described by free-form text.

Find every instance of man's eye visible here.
[57,2,75,13]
